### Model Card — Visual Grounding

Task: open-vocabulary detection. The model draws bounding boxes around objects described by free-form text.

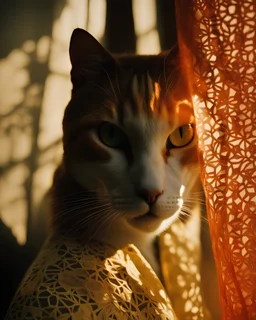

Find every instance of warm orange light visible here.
[175,99,195,124]
[150,82,161,112]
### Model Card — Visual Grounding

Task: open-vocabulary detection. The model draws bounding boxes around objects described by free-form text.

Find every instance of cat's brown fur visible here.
[50,29,200,276]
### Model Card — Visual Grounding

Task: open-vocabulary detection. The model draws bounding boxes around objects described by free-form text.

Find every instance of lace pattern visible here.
[176,0,256,318]
[5,213,209,320]
[6,236,177,320]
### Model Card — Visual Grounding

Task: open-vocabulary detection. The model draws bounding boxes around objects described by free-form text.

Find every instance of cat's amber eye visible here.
[98,122,128,148]
[167,124,194,149]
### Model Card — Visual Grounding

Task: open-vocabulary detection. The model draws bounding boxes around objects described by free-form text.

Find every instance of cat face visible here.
[62,29,199,235]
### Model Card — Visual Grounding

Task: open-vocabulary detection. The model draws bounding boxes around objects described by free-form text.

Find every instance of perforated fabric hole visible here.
[176,0,256,318]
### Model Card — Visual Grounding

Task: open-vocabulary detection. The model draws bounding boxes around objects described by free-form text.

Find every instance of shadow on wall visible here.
[0,0,66,317]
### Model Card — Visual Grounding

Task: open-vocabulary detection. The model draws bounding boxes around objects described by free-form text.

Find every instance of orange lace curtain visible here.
[175,0,256,319]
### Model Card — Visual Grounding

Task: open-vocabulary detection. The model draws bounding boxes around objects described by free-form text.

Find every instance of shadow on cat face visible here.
[53,29,199,237]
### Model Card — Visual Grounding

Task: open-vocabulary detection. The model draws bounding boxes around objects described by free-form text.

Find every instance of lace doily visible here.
[176,0,256,318]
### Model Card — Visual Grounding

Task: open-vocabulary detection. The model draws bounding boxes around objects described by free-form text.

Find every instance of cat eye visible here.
[98,122,128,148]
[167,124,194,149]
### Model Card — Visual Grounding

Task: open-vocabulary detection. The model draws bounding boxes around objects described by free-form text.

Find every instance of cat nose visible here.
[139,189,163,206]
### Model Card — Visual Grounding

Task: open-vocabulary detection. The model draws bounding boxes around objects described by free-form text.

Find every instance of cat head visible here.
[60,28,199,236]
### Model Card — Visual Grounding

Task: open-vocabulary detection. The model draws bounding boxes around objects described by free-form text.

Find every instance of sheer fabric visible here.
[175,0,256,318]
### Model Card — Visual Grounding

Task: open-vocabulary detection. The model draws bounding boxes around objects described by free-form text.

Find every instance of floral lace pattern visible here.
[5,236,177,320]
[5,211,210,320]
[176,0,256,318]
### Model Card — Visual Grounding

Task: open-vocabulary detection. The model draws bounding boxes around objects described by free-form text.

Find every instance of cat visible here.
[50,28,200,279]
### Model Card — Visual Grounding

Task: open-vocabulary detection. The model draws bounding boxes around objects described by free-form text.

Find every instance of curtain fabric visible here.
[175,0,256,319]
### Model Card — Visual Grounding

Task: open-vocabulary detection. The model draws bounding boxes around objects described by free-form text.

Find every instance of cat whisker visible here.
[92,83,115,101]
[184,197,206,202]
[70,206,117,242]
[183,200,206,206]
[61,204,113,237]
[180,206,209,224]
[157,70,163,86]
[53,195,110,208]
[165,77,175,96]
[101,102,113,113]
[52,188,109,200]
[115,67,121,96]
[180,206,192,213]
[163,52,172,91]
[52,208,90,228]
[52,202,111,222]
[102,67,119,102]
[163,46,178,90]
[88,209,120,240]
[179,206,192,223]
[187,191,205,196]
[51,204,88,220]
[69,212,104,235]
[53,197,100,208]
[165,66,178,96]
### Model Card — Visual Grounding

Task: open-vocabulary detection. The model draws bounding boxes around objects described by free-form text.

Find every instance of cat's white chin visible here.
[129,213,163,232]
[128,210,179,233]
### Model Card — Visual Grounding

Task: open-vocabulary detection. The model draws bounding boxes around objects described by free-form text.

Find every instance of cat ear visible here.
[69,28,114,86]
[162,45,179,72]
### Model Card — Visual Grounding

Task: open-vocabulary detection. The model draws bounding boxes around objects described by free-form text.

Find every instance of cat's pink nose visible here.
[139,189,163,206]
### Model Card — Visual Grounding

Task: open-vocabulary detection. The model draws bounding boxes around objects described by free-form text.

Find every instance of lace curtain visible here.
[175,0,256,318]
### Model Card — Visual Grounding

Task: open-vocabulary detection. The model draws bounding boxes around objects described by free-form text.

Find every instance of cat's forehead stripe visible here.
[123,72,179,124]
[150,82,160,112]
[129,73,153,116]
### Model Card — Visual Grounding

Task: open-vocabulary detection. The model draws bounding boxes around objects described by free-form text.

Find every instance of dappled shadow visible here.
[0,0,68,315]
